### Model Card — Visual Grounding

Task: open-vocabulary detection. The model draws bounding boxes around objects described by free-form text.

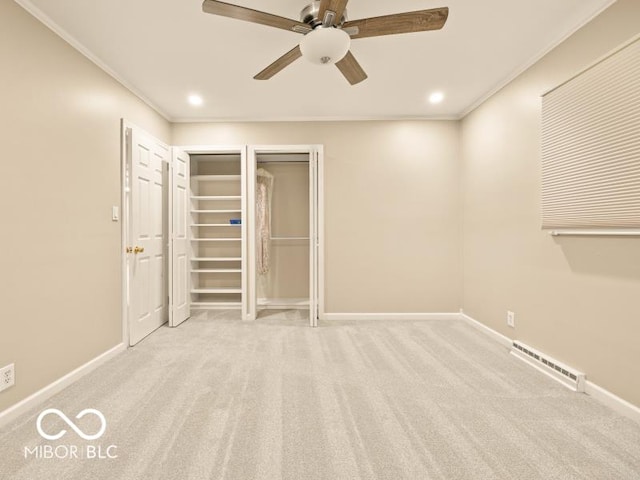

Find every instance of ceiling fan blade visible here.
[335,51,368,85]
[343,7,449,39]
[254,46,302,80]
[202,0,307,33]
[318,0,349,27]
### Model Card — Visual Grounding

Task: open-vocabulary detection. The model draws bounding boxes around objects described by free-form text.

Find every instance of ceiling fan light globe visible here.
[300,27,351,65]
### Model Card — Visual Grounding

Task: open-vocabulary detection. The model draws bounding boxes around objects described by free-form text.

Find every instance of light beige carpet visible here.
[1,311,639,480]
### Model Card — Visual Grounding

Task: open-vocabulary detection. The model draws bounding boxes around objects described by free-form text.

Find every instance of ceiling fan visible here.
[202,0,449,85]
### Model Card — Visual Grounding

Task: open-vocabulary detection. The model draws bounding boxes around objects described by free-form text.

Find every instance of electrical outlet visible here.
[0,364,15,392]
[507,311,515,328]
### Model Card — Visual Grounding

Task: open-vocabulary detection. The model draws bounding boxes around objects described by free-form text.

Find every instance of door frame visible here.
[246,144,324,326]
[120,120,129,346]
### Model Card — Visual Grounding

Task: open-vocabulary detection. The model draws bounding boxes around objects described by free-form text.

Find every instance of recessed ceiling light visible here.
[188,94,203,106]
[429,91,445,104]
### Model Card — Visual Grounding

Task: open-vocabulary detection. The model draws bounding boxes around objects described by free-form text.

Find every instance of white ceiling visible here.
[20,0,613,121]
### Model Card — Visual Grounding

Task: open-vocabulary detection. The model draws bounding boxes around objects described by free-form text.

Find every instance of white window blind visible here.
[541,37,640,229]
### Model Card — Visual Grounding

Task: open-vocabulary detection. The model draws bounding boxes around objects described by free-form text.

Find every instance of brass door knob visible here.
[134,246,145,254]
[126,247,133,253]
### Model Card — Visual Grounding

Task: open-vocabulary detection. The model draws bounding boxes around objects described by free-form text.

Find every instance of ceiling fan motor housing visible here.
[300,1,347,27]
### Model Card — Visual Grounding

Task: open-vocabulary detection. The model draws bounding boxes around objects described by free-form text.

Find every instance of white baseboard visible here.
[322,312,459,321]
[585,381,640,424]
[0,343,126,430]
[460,311,640,424]
[459,311,512,348]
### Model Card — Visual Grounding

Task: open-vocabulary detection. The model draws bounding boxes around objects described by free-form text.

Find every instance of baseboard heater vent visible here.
[511,341,585,392]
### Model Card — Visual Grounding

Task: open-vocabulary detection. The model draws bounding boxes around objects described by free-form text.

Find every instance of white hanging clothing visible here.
[256,168,274,275]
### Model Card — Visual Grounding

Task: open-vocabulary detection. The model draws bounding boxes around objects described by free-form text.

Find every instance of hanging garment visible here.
[256,168,274,275]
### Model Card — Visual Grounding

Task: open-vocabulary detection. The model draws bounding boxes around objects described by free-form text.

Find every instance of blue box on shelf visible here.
[229,218,241,225]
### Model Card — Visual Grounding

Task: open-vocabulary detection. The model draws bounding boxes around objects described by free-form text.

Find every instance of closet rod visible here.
[257,161,309,165]
[549,229,640,237]
[270,236,310,240]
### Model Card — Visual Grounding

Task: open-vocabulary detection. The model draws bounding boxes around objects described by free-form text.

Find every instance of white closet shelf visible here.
[192,175,241,181]
[190,238,241,243]
[271,236,310,241]
[191,301,241,308]
[191,238,241,242]
[191,196,241,200]
[191,269,242,273]
[191,288,242,294]
[191,209,242,213]
[191,257,242,262]
[191,224,240,227]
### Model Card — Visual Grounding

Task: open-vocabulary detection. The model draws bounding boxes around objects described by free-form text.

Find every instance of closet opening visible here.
[256,155,309,318]
[188,153,245,312]
[247,147,322,327]
[168,145,248,329]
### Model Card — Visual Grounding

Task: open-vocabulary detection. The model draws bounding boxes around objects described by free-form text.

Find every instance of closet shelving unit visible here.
[189,156,244,309]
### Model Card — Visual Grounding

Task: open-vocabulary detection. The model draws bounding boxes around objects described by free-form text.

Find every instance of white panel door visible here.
[129,129,168,345]
[170,148,190,327]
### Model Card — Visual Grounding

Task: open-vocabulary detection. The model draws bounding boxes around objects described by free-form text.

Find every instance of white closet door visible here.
[246,146,257,321]
[309,151,318,327]
[170,148,190,327]
[240,146,248,319]
[129,129,168,345]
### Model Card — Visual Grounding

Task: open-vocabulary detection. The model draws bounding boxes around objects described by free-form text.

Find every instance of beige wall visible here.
[0,2,170,412]
[173,121,463,314]
[461,0,640,406]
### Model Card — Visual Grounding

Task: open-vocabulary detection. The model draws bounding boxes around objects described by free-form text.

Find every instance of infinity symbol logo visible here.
[36,409,107,441]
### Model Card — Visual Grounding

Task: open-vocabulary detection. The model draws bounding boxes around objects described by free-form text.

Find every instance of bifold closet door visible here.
[246,149,256,321]
[169,148,190,327]
[309,150,319,327]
